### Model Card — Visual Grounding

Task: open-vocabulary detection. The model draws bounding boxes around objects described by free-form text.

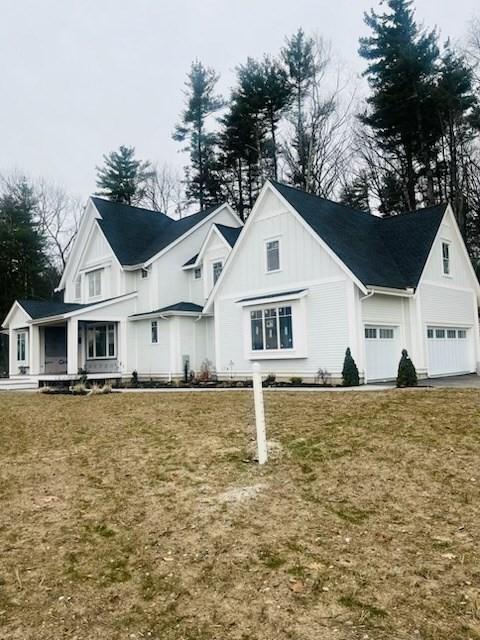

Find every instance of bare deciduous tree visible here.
[142,163,184,217]
[36,180,83,270]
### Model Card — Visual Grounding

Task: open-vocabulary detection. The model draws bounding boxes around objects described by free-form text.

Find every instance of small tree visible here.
[342,348,359,386]
[396,349,418,387]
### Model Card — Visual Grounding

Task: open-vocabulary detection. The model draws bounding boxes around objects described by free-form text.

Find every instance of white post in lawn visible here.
[252,362,268,464]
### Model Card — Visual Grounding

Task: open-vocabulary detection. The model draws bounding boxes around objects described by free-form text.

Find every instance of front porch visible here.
[10,318,127,381]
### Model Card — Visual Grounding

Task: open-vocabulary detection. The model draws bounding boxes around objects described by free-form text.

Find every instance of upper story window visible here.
[17,332,27,362]
[250,306,293,351]
[151,320,158,344]
[194,267,202,280]
[212,261,223,285]
[87,269,102,298]
[266,239,280,272]
[442,242,450,275]
[74,275,82,300]
[141,268,149,279]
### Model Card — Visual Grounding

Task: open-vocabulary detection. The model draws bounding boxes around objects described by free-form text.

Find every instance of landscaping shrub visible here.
[290,376,303,385]
[264,373,276,386]
[131,370,139,387]
[396,349,418,387]
[342,348,359,386]
[72,383,88,395]
[77,367,88,385]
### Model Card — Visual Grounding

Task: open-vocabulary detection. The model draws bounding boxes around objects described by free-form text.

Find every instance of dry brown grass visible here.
[1,389,480,640]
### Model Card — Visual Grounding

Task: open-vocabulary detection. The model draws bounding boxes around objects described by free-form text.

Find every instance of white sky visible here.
[0,0,477,199]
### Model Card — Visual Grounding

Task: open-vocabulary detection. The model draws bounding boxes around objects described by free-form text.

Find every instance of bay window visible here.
[87,323,115,359]
[251,306,293,351]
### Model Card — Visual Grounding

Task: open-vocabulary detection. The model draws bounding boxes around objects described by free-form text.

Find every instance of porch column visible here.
[119,319,128,374]
[29,325,40,375]
[8,329,16,376]
[67,318,79,375]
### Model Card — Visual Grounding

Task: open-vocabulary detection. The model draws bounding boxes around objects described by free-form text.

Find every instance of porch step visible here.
[0,377,38,391]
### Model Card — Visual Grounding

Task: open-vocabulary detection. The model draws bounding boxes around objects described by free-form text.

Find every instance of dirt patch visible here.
[0,389,479,639]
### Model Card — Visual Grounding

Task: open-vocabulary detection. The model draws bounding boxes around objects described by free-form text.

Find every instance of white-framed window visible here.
[141,268,149,279]
[75,275,82,300]
[379,328,394,339]
[266,239,280,272]
[87,269,102,298]
[427,328,434,339]
[151,320,158,344]
[365,328,377,339]
[447,329,457,339]
[212,261,223,285]
[87,323,115,359]
[16,331,27,362]
[250,306,293,351]
[435,329,445,339]
[442,242,450,275]
[458,329,467,339]
[194,267,202,280]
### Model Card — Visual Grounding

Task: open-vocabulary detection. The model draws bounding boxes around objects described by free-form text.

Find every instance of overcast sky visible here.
[0,0,477,200]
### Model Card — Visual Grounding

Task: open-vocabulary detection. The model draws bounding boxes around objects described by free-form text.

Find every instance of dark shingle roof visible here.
[92,197,221,266]
[214,224,242,247]
[130,302,203,317]
[18,299,87,319]
[271,181,446,289]
[183,254,199,267]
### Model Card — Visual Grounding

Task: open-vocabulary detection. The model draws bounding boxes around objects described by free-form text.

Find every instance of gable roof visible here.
[91,197,221,266]
[271,181,447,290]
[214,224,242,248]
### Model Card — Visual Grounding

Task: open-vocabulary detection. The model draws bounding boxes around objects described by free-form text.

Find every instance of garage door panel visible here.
[427,326,473,376]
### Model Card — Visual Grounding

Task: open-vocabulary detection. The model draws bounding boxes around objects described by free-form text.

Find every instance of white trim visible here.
[366,286,414,297]
[182,222,242,271]
[237,289,308,307]
[2,300,32,328]
[27,292,138,325]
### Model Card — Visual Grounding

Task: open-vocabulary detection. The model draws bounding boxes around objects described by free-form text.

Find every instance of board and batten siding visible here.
[213,187,354,379]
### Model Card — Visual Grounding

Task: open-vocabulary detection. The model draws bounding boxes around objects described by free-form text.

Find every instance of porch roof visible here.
[129,302,203,319]
[18,299,87,320]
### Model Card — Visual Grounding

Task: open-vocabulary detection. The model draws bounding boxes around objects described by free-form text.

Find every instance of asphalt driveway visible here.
[422,373,480,388]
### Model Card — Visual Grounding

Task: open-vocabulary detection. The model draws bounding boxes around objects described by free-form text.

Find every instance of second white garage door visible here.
[427,327,473,377]
[365,325,400,382]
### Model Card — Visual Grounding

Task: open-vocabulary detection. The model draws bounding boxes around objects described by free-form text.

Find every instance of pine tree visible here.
[96,145,153,205]
[359,0,439,211]
[396,349,418,387]
[339,171,371,212]
[173,61,223,209]
[342,348,360,386]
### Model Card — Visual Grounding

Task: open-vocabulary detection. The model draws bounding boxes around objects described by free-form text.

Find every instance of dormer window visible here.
[442,242,450,275]
[213,261,223,285]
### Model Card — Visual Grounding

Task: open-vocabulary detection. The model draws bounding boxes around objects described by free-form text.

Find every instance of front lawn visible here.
[1,389,479,639]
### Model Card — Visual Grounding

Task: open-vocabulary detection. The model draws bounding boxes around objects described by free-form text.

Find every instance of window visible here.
[266,239,280,272]
[365,328,377,339]
[141,268,149,279]
[87,323,115,359]
[435,329,445,339]
[458,329,467,339]
[87,269,102,298]
[250,306,293,351]
[442,242,450,275]
[75,275,82,300]
[427,328,434,339]
[17,332,27,362]
[212,261,223,284]
[379,328,394,339]
[447,329,457,339]
[194,267,202,280]
[151,320,158,344]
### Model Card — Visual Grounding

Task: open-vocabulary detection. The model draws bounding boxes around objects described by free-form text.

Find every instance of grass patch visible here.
[0,389,479,639]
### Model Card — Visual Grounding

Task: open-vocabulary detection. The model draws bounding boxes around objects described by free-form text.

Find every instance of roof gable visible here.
[271,181,447,290]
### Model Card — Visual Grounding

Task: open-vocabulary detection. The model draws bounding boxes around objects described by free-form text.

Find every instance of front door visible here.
[44,326,67,374]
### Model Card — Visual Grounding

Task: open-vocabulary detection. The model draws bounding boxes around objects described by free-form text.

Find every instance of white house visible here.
[2,180,480,387]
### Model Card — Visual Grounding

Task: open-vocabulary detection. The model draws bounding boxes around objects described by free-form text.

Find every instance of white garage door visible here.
[427,327,473,377]
[365,325,400,382]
